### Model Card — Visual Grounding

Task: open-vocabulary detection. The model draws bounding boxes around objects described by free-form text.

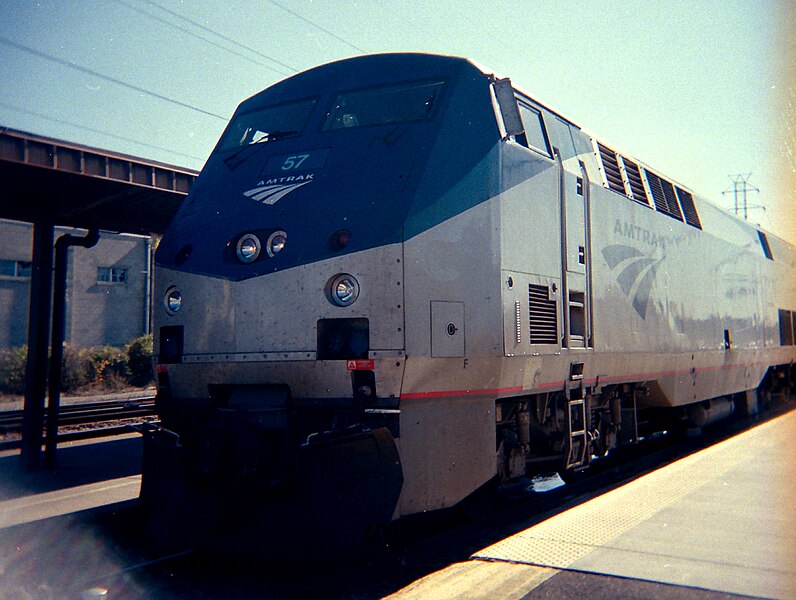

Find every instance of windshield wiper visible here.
[223,130,298,168]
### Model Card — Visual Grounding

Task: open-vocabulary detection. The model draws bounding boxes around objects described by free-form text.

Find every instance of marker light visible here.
[236,234,261,263]
[165,287,182,314]
[174,244,192,266]
[328,273,360,307]
[266,230,287,257]
[328,229,351,252]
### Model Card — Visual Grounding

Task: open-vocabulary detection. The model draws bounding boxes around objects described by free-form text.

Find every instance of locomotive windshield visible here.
[322,80,445,130]
[217,97,317,151]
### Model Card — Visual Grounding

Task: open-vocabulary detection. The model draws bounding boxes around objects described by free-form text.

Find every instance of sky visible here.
[1,0,794,242]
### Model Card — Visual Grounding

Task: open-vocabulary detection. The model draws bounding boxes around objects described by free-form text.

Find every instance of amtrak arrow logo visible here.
[602,244,663,320]
[243,179,312,205]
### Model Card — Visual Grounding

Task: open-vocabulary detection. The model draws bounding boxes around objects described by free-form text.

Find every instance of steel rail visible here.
[0,396,157,450]
[0,397,155,427]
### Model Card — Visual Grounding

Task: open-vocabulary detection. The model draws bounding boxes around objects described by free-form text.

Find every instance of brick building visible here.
[0,219,151,349]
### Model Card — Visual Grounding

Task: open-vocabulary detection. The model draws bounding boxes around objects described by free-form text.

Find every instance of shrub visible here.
[86,346,128,389]
[61,343,92,392]
[0,336,155,396]
[0,346,27,395]
[126,334,154,387]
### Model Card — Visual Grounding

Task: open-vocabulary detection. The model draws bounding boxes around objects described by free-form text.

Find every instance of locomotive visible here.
[141,53,796,553]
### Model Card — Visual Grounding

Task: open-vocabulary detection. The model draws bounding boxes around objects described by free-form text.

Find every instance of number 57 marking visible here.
[282,154,310,170]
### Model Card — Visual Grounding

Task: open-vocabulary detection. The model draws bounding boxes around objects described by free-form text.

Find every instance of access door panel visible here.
[431,301,465,357]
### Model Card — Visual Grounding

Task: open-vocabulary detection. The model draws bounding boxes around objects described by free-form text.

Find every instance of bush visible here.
[86,346,128,389]
[0,335,155,396]
[0,346,27,394]
[61,343,91,392]
[126,334,154,387]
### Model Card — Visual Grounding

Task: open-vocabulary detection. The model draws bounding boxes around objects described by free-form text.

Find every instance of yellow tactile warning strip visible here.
[474,449,733,564]
[473,411,796,599]
[384,560,557,600]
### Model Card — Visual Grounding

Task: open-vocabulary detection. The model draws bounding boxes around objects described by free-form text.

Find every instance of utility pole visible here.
[722,173,762,220]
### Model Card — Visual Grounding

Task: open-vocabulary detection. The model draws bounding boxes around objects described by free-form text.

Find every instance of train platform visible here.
[388,409,796,600]
[0,413,793,598]
[0,434,142,529]
[0,434,143,597]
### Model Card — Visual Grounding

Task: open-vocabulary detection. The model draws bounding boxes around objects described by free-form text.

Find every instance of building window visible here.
[0,259,32,279]
[98,266,128,284]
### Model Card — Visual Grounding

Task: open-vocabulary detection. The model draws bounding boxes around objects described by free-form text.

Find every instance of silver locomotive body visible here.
[142,54,796,551]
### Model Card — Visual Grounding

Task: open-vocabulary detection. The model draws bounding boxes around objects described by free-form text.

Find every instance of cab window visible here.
[217,97,317,151]
[515,101,551,157]
[322,80,445,130]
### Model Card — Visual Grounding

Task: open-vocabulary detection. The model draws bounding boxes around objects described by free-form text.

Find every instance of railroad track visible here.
[0,396,157,450]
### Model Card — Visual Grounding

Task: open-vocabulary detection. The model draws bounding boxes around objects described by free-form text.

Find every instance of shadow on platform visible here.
[0,434,143,501]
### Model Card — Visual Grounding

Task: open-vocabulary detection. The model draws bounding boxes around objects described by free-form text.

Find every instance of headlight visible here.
[236,233,261,263]
[266,230,287,257]
[164,287,182,314]
[327,273,360,307]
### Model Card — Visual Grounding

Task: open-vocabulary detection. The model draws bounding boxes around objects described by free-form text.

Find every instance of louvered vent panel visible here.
[675,187,701,229]
[646,171,683,220]
[660,179,683,220]
[622,158,648,205]
[597,143,626,194]
[646,171,667,212]
[528,284,558,344]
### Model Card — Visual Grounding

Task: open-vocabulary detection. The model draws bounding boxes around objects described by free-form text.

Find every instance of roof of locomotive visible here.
[224,52,790,252]
[465,56,791,251]
[236,53,474,108]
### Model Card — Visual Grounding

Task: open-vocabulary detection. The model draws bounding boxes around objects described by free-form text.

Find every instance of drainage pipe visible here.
[45,229,100,468]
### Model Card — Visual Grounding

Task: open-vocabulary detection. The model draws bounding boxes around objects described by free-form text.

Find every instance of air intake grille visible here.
[646,171,683,221]
[675,187,701,229]
[597,142,625,193]
[529,284,558,344]
[661,179,683,220]
[622,158,648,205]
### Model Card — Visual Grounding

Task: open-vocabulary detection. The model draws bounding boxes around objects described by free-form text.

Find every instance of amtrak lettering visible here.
[613,219,692,251]
[259,174,314,185]
[243,173,315,205]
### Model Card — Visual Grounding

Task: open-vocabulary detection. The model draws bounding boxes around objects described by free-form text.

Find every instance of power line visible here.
[0,101,207,163]
[113,0,294,76]
[269,0,368,54]
[0,36,227,121]
[141,0,299,75]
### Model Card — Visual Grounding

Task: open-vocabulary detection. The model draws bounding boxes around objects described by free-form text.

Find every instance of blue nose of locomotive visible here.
[155,58,450,281]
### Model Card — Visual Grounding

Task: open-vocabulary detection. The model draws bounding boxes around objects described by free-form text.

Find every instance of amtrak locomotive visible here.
[142,53,796,553]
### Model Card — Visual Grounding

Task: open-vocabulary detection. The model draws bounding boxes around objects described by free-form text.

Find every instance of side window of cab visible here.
[514,101,551,158]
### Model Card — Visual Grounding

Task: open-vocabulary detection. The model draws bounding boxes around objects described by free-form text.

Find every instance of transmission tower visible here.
[722,173,763,220]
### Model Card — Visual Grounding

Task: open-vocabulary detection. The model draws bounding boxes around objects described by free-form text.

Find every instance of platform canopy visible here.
[0,127,199,470]
[0,127,198,234]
